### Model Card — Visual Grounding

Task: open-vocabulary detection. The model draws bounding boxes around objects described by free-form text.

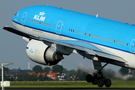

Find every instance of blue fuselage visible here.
[12,5,135,53]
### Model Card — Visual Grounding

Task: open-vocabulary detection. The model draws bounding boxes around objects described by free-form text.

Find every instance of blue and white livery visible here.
[3,5,135,87]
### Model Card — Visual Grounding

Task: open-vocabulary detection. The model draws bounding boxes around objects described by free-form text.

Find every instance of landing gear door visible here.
[130,39,135,53]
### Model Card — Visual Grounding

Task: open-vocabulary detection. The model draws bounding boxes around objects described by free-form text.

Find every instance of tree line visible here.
[0,65,135,81]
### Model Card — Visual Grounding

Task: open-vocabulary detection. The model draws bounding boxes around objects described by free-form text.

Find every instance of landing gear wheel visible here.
[86,74,93,83]
[92,74,98,85]
[92,78,98,85]
[104,79,111,87]
[97,79,104,87]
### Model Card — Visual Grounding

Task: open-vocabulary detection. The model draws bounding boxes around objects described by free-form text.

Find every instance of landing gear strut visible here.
[86,71,111,87]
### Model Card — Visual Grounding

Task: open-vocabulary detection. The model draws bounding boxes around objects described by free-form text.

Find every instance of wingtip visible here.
[3,26,12,30]
[2,27,5,29]
[2,26,8,29]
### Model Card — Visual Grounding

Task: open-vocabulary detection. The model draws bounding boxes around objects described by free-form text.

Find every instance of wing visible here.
[3,26,126,65]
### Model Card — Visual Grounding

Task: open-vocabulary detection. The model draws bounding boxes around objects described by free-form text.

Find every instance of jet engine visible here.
[26,40,64,66]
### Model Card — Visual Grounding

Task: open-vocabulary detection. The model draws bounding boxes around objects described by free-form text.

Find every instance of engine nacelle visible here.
[26,40,64,66]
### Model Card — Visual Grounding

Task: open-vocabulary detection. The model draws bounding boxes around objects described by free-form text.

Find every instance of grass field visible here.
[5,80,135,88]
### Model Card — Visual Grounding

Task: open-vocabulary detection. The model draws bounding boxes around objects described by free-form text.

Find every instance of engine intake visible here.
[26,40,64,66]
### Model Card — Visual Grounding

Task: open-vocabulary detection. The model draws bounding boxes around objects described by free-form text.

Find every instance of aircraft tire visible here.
[104,79,111,87]
[86,74,93,83]
[97,79,104,87]
[92,77,98,85]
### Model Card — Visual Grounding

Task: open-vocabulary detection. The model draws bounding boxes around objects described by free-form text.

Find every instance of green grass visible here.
[3,80,135,88]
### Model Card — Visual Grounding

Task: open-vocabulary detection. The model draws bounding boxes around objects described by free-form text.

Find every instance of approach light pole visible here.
[0,62,12,90]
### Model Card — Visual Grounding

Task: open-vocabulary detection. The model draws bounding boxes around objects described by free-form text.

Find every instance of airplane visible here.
[2,5,135,87]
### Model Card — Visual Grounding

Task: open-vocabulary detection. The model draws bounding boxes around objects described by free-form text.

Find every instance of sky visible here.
[0,0,135,71]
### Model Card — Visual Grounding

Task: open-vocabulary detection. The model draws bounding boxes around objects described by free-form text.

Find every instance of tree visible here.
[22,73,30,81]
[29,74,37,81]
[32,65,43,74]
[16,74,23,81]
[76,69,87,81]
[67,69,77,81]
[63,68,68,74]
[52,65,64,74]
[22,73,37,81]
[37,75,44,81]
[43,67,51,73]
[68,69,76,75]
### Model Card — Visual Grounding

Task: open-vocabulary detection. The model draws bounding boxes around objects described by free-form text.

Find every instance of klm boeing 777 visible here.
[3,5,135,87]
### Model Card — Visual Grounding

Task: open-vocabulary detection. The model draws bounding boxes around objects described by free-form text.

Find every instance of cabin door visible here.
[21,12,28,25]
[130,39,135,53]
[55,21,64,34]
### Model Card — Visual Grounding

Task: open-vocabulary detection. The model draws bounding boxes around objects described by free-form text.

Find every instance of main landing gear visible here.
[86,71,111,87]
[86,59,112,87]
